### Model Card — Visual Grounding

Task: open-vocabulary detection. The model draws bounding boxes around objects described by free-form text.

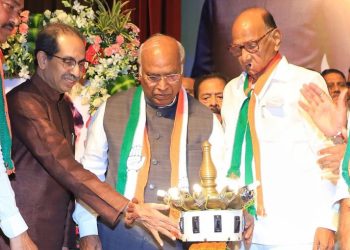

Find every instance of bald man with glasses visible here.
[222,7,339,249]
[73,34,237,250]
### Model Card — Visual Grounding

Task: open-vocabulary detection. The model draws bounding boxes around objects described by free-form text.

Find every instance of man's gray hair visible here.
[137,34,185,74]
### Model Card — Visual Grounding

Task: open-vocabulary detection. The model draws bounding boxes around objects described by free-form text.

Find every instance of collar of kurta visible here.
[145,94,178,119]
[30,73,65,102]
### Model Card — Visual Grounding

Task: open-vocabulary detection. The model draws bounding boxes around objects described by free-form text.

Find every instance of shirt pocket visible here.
[257,98,307,143]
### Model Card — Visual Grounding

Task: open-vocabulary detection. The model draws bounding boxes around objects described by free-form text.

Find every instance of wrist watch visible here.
[330,131,346,145]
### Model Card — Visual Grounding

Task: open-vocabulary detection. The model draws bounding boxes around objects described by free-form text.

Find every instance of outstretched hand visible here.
[10,231,38,250]
[124,198,181,247]
[299,83,347,137]
[318,143,346,182]
[313,227,335,250]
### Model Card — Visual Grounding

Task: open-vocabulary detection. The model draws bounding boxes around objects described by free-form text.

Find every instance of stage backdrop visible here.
[24,0,181,43]
[23,0,350,79]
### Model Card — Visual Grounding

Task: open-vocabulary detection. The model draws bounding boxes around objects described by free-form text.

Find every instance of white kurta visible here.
[0,144,27,238]
[222,56,340,246]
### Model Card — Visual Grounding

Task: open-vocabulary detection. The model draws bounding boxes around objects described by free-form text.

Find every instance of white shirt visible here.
[0,145,28,238]
[73,101,226,237]
[222,56,341,245]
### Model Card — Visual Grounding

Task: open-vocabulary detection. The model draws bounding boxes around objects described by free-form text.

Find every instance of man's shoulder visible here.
[287,62,320,76]
[106,87,136,106]
[223,74,244,96]
[275,58,324,84]
[7,79,40,105]
[104,87,137,121]
[187,95,214,139]
[187,94,213,121]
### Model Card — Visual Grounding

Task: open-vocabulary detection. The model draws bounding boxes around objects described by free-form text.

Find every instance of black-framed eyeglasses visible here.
[48,54,88,72]
[144,73,182,84]
[228,29,275,57]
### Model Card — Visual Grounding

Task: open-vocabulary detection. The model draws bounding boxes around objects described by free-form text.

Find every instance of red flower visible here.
[116,35,124,45]
[20,10,30,23]
[93,35,102,45]
[19,23,29,35]
[104,44,120,57]
[86,44,99,65]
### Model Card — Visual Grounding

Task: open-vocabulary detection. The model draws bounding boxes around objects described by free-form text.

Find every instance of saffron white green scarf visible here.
[117,86,189,202]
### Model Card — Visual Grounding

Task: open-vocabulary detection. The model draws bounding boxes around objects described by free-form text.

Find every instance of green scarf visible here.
[227,75,256,216]
[0,76,14,170]
[341,130,350,189]
[116,86,142,194]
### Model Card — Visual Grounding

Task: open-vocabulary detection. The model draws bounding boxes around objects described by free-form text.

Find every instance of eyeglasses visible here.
[228,29,275,57]
[144,73,182,84]
[48,54,88,72]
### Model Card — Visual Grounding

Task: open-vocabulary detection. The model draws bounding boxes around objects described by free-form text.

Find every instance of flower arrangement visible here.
[1,0,140,114]
[1,10,33,79]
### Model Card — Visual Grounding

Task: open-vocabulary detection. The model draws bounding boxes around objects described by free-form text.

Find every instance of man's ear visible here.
[37,51,48,70]
[271,29,282,52]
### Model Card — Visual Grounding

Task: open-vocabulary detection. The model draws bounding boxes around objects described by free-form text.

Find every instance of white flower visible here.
[43,10,51,18]
[73,0,85,13]
[92,97,103,108]
[88,86,99,96]
[1,42,10,49]
[75,16,88,28]
[18,65,30,79]
[85,8,95,20]
[18,35,26,44]
[102,94,110,102]
[49,17,58,23]
[100,88,108,95]
[54,10,68,21]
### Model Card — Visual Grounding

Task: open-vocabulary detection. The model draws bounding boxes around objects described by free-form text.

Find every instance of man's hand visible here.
[299,83,347,137]
[313,227,335,250]
[243,210,254,249]
[318,144,346,181]
[124,198,181,247]
[79,235,102,250]
[9,231,38,250]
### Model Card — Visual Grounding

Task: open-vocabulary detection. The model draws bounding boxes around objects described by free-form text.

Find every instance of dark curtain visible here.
[126,0,181,42]
[24,1,65,12]
[24,0,181,42]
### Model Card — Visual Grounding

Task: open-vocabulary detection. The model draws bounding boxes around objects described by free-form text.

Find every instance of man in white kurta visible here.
[222,7,338,249]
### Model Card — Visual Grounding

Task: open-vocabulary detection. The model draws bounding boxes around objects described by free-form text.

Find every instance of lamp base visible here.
[180,209,243,242]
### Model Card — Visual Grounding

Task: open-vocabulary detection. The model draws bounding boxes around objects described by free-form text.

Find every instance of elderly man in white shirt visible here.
[222,7,339,249]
